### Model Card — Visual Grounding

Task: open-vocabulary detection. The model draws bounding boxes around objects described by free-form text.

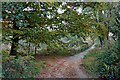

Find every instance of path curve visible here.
[35,44,96,78]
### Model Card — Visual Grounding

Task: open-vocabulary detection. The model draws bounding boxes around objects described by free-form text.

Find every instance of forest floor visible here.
[35,44,96,78]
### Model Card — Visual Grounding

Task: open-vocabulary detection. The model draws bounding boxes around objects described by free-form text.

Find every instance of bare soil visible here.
[35,44,96,78]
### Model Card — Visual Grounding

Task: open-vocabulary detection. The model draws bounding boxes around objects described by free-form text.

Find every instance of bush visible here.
[82,41,120,79]
[82,47,102,77]
[96,42,120,80]
[2,54,45,78]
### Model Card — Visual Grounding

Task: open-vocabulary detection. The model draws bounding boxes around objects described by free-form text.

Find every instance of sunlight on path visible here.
[35,44,96,78]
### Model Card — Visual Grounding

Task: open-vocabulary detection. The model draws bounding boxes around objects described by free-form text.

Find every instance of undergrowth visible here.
[2,52,46,78]
[82,41,120,80]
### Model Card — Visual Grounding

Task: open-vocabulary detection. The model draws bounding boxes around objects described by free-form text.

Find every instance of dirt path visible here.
[35,44,96,78]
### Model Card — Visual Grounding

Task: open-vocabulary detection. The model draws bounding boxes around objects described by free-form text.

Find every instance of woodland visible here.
[1,2,120,79]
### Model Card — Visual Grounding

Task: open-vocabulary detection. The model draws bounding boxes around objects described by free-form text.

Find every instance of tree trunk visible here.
[118,31,120,51]
[10,19,19,55]
[10,34,19,55]
[28,43,30,54]
[35,46,37,55]
[99,36,103,47]
[106,35,110,49]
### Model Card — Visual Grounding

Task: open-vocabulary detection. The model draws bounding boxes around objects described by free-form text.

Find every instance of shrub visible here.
[96,41,120,80]
[82,47,102,77]
[2,54,45,78]
[82,41,120,79]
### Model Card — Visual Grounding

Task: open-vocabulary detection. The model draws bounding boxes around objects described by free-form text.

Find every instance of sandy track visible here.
[35,44,96,78]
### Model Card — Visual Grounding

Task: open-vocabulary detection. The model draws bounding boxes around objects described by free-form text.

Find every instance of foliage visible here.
[1,2,119,78]
[2,2,108,56]
[82,46,103,77]
[103,2,120,40]
[45,41,92,56]
[2,53,45,78]
[70,43,93,56]
[96,41,120,80]
[82,41,120,79]
[2,2,63,55]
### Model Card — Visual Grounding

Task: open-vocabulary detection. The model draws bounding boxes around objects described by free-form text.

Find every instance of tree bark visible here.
[10,19,19,55]
[28,43,30,54]
[10,34,19,55]
[35,46,37,55]
[118,30,120,51]
[99,36,103,47]
[106,35,110,49]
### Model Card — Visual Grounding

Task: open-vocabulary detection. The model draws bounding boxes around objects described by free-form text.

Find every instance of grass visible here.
[82,45,107,77]
[33,60,46,71]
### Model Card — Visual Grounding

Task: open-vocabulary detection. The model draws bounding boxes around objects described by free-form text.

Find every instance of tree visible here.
[2,2,111,56]
[98,2,120,48]
[2,2,61,55]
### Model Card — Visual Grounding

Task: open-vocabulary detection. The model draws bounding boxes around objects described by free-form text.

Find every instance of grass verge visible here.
[82,44,107,77]
[82,42,120,80]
